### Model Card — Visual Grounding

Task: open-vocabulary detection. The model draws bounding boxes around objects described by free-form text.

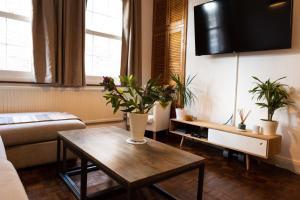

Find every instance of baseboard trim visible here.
[268,155,300,175]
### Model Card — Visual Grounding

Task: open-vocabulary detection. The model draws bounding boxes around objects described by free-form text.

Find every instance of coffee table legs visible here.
[197,164,205,200]
[81,157,88,200]
[62,142,67,173]
[127,189,133,200]
[57,136,61,172]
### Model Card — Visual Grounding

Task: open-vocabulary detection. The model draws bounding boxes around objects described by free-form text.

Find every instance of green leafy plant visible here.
[249,76,293,121]
[100,75,175,114]
[170,73,196,108]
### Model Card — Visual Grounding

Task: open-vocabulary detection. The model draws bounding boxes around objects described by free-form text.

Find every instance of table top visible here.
[59,127,205,186]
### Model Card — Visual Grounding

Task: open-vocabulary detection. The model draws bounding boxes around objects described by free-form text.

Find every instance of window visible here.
[85,0,122,84]
[0,0,34,82]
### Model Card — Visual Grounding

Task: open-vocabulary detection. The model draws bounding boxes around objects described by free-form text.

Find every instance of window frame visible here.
[0,10,34,82]
[85,0,122,85]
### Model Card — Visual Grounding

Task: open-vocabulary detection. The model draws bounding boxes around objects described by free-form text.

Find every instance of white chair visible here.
[146,102,171,140]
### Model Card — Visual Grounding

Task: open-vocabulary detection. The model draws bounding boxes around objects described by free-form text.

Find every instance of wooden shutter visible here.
[152,32,167,81]
[165,27,184,84]
[153,0,167,33]
[152,0,187,84]
[168,0,185,25]
[152,0,168,82]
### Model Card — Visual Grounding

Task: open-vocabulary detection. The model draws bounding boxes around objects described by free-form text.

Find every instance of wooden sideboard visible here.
[169,119,282,170]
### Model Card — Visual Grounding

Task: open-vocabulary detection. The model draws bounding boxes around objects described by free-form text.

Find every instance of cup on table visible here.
[252,125,260,134]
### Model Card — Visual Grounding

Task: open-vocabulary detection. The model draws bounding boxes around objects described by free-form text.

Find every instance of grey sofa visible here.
[0,136,28,200]
[0,112,86,169]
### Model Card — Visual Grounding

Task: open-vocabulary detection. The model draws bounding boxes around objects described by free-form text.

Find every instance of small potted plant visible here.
[249,76,293,135]
[170,73,196,120]
[100,75,174,143]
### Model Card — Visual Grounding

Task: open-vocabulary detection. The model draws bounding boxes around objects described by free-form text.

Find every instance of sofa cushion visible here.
[0,136,7,160]
[0,112,79,125]
[0,119,86,147]
[0,160,28,200]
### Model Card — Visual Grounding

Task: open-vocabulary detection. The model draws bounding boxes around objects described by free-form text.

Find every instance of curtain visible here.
[121,0,142,85]
[32,0,85,87]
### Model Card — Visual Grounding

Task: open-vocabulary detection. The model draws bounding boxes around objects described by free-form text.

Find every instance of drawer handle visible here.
[260,143,263,145]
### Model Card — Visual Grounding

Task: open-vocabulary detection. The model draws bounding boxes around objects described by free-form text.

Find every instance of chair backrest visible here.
[153,102,171,117]
[147,102,171,132]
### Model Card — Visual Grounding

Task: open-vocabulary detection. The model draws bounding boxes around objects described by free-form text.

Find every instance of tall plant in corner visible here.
[170,73,196,120]
[249,76,293,135]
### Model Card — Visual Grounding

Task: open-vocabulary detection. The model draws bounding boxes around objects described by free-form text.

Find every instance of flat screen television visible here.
[194,0,293,56]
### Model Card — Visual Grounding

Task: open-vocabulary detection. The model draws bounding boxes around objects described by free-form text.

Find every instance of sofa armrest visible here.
[0,136,7,160]
[0,160,29,200]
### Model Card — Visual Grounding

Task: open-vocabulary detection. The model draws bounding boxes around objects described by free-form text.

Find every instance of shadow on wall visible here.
[280,88,300,172]
[188,80,214,121]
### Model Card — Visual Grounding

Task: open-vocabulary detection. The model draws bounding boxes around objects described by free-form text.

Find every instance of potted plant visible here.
[170,74,196,120]
[249,76,293,135]
[100,75,174,143]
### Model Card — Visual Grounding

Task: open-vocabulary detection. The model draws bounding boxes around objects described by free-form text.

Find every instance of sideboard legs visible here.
[246,154,250,171]
[180,136,185,148]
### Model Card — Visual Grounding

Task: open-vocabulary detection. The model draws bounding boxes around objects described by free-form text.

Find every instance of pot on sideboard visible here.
[175,108,186,120]
[260,119,278,136]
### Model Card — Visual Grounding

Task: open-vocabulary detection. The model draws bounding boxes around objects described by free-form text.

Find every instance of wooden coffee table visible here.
[57,127,205,200]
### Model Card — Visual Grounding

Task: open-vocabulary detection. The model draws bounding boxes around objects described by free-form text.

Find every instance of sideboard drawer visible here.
[208,129,267,157]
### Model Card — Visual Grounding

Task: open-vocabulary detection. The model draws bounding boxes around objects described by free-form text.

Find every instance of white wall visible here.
[141,0,153,85]
[186,0,237,123]
[186,0,300,173]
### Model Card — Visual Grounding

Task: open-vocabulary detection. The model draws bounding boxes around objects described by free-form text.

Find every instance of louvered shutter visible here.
[152,0,187,84]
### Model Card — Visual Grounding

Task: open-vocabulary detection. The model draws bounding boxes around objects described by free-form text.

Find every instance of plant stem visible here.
[268,109,274,121]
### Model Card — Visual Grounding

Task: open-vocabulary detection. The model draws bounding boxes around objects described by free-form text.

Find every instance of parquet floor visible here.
[18,134,300,200]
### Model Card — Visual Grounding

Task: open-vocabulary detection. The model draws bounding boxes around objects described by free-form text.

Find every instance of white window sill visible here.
[0,70,35,82]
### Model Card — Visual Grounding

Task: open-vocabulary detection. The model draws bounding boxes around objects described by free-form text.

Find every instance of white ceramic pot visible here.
[260,120,278,136]
[175,108,186,120]
[128,113,148,142]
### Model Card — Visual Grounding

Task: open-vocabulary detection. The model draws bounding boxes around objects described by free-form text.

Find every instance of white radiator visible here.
[0,85,123,124]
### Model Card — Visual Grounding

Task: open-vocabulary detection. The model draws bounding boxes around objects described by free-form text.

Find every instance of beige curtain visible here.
[121,0,142,85]
[32,0,85,86]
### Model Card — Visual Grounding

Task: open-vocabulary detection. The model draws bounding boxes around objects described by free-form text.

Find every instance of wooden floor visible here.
[18,134,300,200]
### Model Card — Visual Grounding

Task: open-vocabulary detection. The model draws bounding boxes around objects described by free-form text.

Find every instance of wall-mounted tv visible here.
[194,0,293,56]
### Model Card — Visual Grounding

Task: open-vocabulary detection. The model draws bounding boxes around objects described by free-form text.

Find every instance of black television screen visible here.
[194,0,293,56]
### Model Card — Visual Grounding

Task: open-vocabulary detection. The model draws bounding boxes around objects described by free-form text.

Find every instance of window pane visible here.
[7,18,32,47]
[85,34,121,77]
[0,17,6,44]
[0,0,33,75]
[85,55,93,75]
[7,45,32,72]
[86,0,122,36]
[0,0,6,12]
[0,44,6,70]
[85,32,93,55]
[85,0,122,80]
[0,0,32,17]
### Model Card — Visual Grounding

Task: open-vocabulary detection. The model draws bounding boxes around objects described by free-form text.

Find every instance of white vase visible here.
[260,120,278,136]
[128,113,148,142]
[175,108,186,120]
